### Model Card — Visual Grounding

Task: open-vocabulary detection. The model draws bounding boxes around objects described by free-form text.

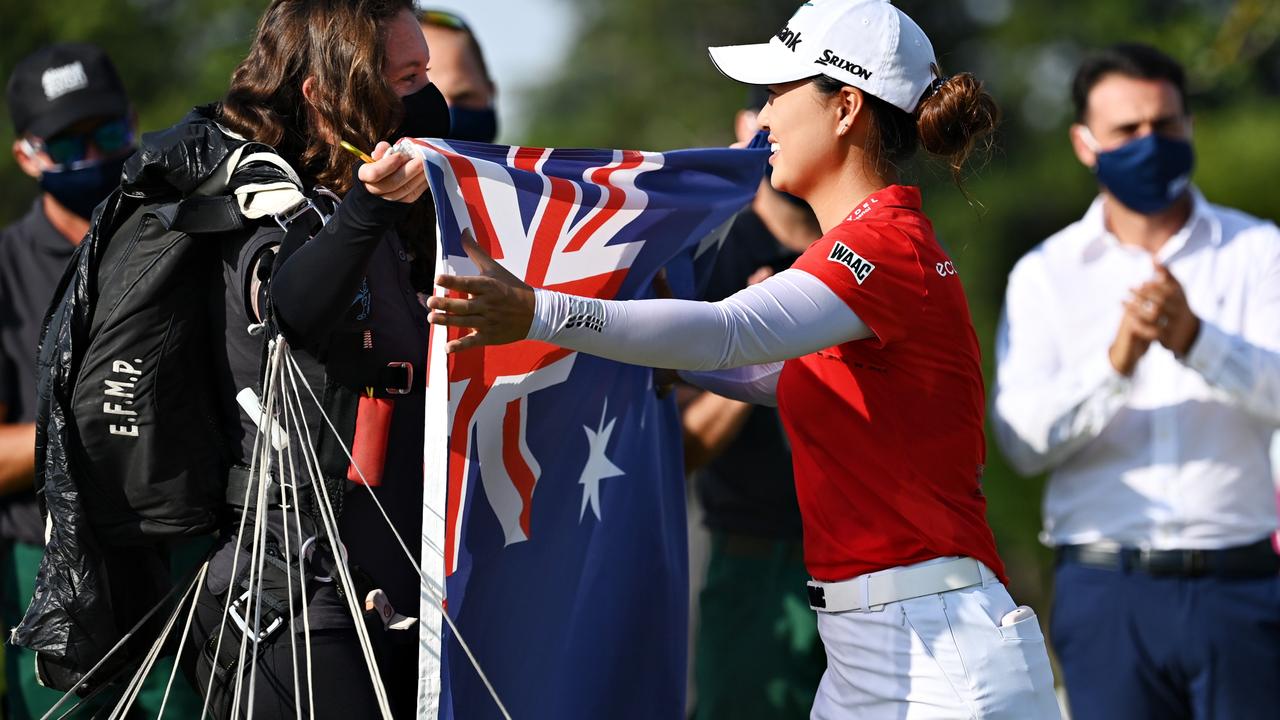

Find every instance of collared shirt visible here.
[993,189,1280,550]
[781,185,1005,583]
[0,198,77,545]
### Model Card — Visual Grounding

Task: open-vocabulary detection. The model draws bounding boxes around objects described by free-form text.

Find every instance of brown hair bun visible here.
[915,73,1000,184]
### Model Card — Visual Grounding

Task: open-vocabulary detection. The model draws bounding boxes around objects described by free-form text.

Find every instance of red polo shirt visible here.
[778,185,1006,584]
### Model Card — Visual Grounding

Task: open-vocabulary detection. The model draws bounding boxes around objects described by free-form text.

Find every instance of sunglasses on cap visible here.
[23,116,134,169]
[418,9,470,31]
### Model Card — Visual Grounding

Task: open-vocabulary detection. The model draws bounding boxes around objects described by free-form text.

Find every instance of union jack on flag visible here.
[404,137,767,719]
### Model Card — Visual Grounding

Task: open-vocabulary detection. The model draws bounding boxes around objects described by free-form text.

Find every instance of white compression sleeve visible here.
[678,363,784,407]
[526,268,872,371]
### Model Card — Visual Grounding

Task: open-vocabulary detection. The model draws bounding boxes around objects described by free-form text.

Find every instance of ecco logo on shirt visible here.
[828,241,875,284]
[936,260,957,277]
[41,61,88,101]
[775,25,802,51]
[816,50,873,80]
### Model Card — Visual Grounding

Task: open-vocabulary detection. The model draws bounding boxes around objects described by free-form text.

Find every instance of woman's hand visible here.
[427,229,536,353]
[357,141,428,203]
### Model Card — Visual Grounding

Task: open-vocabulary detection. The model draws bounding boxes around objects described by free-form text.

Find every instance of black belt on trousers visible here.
[1056,539,1280,578]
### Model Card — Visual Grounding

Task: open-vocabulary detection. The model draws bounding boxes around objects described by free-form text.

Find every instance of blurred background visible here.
[2,0,1279,665]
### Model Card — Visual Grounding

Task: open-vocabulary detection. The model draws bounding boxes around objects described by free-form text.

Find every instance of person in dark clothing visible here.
[164,1,446,717]
[2,42,205,718]
[684,99,826,720]
[418,8,500,143]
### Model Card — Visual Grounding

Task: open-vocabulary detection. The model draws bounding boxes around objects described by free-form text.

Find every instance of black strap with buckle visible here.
[1056,539,1280,578]
[378,362,414,395]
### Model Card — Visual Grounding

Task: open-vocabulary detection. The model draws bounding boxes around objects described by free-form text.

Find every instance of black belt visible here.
[1056,539,1280,578]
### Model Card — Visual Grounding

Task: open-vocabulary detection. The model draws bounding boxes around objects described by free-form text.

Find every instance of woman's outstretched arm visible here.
[427,233,873,370]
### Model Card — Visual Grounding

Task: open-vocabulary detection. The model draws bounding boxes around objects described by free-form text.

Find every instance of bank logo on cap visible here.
[776,24,802,51]
[41,61,89,101]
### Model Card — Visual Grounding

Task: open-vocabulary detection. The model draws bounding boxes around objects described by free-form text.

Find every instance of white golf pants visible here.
[810,562,1061,719]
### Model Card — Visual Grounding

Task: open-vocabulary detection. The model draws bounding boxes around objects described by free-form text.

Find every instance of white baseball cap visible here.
[708,0,939,113]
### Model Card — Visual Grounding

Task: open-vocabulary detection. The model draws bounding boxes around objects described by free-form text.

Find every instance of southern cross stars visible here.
[579,401,624,522]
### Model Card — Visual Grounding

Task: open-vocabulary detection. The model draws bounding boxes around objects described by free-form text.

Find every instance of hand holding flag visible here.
[429,229,536,352]
[355,140,429,202]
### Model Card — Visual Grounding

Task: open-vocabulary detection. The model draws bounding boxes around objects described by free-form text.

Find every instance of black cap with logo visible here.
[6,43,129,139]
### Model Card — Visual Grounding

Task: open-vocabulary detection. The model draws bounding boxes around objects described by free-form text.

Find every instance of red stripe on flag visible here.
[546,268,630,301]
[444,358,486,576]
[564,151,645,253]
[412,139,506,260]
[523,176,576,288]
[513,146,544,172]
[501,398,537,539]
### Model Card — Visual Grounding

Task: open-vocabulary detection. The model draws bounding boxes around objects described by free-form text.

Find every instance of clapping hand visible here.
[1125,263,1200,356]
[1110,262,1201,374]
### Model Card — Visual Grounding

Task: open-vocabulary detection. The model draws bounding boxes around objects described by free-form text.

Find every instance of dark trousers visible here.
[181,580,419,719]
[692,533,825,720]
[1051,560,1280,719]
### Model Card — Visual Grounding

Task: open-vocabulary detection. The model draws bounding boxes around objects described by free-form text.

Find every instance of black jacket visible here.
[12,105,430,691]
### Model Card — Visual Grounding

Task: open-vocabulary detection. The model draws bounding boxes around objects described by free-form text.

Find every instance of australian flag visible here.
[403,137,768,719]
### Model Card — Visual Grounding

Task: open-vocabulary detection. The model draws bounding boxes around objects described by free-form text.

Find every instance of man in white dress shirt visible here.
[993,43,1280,720]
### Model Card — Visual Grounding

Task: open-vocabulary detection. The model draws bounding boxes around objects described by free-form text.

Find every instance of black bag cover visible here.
[69,197,230,542]
[10,107,292,692]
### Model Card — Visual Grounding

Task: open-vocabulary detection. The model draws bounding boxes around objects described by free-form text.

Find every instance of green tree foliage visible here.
[524,0,1280,608]
[0,0,264,223]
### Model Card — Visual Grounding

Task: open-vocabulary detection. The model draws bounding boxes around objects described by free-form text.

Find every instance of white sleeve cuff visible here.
[1080,348,1133,399]
[528,288,554,341]
[1045,349,1132,449]
[1081,350,1132,418]
[1182,320,1232,381]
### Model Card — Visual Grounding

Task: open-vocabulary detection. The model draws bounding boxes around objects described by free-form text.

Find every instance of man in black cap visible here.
[1,42,201,719]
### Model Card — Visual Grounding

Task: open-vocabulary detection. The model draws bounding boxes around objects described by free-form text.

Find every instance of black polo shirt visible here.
[696,210,804,539]
[0,199,77,545]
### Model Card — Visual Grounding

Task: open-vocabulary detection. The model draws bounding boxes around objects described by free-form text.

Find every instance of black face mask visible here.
[448,106,498,143]
[396,83,451,140]
[39,154,128,220]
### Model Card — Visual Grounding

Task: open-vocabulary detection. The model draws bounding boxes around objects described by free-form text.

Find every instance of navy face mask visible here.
[1088,131,1195,215]
[397,83,451,139]
[447,106,498,143]
[39,154,128,220]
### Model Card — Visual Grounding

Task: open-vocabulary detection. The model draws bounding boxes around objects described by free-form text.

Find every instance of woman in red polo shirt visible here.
[426,1,1060,717]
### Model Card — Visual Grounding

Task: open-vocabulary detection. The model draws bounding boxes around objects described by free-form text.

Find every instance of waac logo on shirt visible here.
[828,241,875,284]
